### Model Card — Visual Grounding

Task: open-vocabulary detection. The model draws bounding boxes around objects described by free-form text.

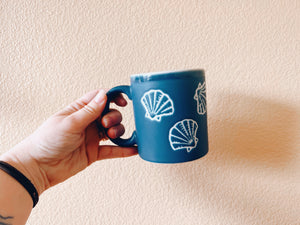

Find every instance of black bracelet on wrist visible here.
[0,160,39,208]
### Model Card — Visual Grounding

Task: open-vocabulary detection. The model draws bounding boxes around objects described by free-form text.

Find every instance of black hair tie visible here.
[0,160,39,208]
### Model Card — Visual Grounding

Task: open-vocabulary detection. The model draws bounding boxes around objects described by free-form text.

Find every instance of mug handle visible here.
[102,85,137,147]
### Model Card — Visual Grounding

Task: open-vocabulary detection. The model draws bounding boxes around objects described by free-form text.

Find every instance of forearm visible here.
[0,169,32,225]
[0,138,48,225]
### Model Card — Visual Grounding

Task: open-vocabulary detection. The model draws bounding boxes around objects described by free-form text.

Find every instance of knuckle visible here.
[83,104,97,115]
[70,100,86,111]
[75,100,87,109]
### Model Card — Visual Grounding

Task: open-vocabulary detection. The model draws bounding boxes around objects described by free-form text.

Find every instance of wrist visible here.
[0,138,50,195]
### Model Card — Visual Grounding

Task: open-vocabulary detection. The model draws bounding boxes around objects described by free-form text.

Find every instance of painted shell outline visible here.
[194,82,207,115]
[141,89,174,122]
[169,119,198,153]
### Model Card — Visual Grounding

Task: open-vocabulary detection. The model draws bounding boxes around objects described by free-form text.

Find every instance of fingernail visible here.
[94,89,106,103]
[102,118,109,127]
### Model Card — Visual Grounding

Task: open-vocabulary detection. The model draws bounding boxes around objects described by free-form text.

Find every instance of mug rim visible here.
[131,69,205,82]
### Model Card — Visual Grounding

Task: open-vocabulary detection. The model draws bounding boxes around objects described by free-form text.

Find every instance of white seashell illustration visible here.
[141,89,174,121]
[194,82,207,115]
[169,119,198,153]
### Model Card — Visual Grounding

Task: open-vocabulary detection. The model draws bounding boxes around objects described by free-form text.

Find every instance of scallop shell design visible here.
[141,89,174,121]
[169,119,198,153]
[194,82,207,115]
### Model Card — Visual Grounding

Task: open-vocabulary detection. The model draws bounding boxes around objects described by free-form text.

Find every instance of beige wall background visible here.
[1,1,299,224]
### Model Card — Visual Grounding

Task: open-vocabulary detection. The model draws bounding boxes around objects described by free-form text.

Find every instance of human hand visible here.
[1,89,137,194]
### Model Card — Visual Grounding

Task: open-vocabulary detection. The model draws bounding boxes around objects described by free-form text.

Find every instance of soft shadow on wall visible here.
[164,92,299,224]
[208,92,299,169]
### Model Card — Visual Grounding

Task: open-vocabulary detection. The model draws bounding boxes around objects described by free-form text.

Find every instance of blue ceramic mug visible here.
[103,69,208,163]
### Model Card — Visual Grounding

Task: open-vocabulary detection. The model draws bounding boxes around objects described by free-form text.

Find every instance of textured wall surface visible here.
[1,1,299,224]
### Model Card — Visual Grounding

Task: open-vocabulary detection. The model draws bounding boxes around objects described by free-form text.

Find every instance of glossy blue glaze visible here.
[104,70,208,163]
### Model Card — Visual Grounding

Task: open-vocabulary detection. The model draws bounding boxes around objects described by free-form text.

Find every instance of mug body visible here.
[130,70,208,163]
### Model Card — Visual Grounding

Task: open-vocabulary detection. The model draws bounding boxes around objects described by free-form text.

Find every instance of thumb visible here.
[68,89,107,131]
